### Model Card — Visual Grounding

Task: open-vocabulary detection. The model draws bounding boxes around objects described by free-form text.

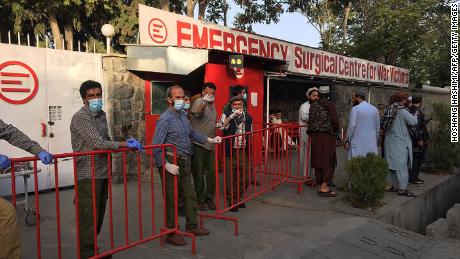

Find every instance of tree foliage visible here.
[335,0,452,87]
[0,0,452,86]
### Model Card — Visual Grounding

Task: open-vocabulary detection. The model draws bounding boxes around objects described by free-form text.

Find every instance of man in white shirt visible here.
[298,87,319,180]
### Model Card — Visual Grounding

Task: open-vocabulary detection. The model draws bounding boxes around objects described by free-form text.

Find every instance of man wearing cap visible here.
[307,86,339,197]
[222,85,247,115]
[298,87,319,182]
[344,90,380,159]
[217,96,253,212]
[190,82,218,211]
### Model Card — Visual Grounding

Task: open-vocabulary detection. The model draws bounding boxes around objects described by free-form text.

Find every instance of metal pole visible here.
[36,34,39,47]
[17,31,20,45]
[78,40,81,52]
[45,36,49,48]
[368,88,372,103]
[8,31,11,44]
[27,34,30,46]
[62,38,65,50]
[266,76,270,125]
[93,42,96,53]
[106,37,110,54]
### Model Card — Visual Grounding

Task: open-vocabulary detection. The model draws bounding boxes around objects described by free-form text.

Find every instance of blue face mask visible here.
[173,99,184,110]
[88,98,103,113]
[242,93,247,100]
[184,103,190,110]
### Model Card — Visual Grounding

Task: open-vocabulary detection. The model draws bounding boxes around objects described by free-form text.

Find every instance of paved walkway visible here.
[14,170,460,259]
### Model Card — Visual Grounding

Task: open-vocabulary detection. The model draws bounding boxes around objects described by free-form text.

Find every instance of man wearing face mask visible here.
[222,85,247,115]
[152,85,221,246]
[70,80,143,259]
[190,82,217,211]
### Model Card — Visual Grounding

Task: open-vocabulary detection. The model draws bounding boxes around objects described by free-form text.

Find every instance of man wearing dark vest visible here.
[217,96,253,212]
[307,86,340,197]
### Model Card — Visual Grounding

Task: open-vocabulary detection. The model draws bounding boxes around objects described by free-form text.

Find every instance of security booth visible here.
[126,45,286,146]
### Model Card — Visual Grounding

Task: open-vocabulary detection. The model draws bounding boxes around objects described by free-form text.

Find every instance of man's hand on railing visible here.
[37,151,54,165]
[164,162,179,175]
[207,136,222,144]
[127,138,144,152]
[0,154,11,169]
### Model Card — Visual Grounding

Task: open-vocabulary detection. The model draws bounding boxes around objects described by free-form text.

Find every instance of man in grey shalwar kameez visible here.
[382,92,418,197]
[345,90,380,159]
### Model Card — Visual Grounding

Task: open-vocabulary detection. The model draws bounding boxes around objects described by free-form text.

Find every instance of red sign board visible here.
[0,61,39,105]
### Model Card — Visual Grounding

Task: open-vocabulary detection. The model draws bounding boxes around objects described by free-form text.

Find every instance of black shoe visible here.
[238,203,246,209]
[328,182,336,188]
[416,178,424,184]
[229,207,239,212]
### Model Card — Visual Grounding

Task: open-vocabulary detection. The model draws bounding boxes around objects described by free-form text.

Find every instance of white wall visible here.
[0,44,102,195]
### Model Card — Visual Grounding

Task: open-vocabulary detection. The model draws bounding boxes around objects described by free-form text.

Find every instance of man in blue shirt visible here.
[152,85,221,246]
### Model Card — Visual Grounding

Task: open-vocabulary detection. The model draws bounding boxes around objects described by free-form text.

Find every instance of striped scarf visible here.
[381,102,408,133]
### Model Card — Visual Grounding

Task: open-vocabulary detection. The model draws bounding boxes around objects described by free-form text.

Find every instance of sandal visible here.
[318,189,337,197]
[398,190,416,197]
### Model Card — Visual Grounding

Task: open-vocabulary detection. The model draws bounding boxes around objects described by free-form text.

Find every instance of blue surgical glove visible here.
[127,138,143,151]
[0,154,11,169]
[37,151,54,165]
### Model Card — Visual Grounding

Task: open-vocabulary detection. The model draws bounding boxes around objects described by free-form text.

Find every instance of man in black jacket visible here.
[217,96,253,212]
[408,95,428,186]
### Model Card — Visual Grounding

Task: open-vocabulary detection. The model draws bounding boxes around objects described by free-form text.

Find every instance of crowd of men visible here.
[298,87,429,198]
[0,80,430,258]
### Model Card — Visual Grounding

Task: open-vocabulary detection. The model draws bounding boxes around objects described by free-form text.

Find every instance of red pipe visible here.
[90,155,98,256]
[107,153,114,249]
[137,153,143,240]
[122,152,129,245]
[32,160,41,259]
[73,158,81,259]
[53,159,62,258]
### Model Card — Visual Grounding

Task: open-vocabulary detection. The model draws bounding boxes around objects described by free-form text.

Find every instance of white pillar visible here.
[106,37,110,54]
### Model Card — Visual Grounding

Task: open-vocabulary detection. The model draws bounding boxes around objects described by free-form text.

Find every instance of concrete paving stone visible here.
[446,206,460,238]
[426,218,450,239]
[12,172,460,259]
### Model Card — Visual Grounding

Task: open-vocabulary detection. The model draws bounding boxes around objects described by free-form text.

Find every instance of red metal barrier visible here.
[199,124,312,235]
[7,144,194,259]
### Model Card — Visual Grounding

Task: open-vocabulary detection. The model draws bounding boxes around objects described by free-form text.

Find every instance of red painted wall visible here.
[204,63,264,131]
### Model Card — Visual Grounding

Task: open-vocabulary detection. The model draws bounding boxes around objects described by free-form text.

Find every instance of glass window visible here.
[151,81,175,114]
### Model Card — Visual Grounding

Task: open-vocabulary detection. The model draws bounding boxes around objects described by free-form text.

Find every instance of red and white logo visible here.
[0,61,39,105]
[148,18,168,44]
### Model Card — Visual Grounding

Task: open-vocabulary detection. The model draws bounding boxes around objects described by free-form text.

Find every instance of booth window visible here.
[151,81,175,114]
